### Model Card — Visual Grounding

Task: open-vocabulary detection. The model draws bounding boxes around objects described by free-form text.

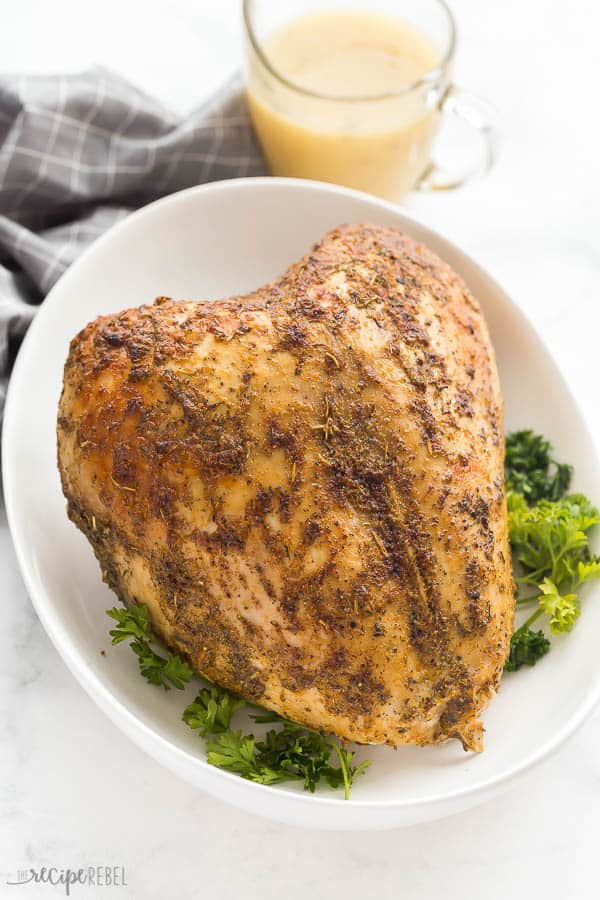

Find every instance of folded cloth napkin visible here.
[0,67,266,414]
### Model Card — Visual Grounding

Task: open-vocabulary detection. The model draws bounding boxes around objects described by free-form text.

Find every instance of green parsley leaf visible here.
[255,723,326,790]
[504,431,600,670]
[204,714,370,798]
[106,604,193,689]
[505,627,551,671]
[206,731,286,785]
[183,686,245,736]
[508,492,599,591]
[576,559,600,586]
[538,579,580,633]
[107,603,150,644]
[326,741,372,799]
[248,709,285,724]
[130,637,193,689]
[157,652,194,690]
[505,430,572,502]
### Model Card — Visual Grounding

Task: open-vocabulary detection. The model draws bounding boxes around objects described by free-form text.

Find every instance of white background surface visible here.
[1,0,599,897]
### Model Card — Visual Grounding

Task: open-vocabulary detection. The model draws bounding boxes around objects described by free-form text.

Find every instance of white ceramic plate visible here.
[4,178,600,831]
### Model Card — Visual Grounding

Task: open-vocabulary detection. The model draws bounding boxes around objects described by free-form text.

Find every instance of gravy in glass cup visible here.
[244,1,497,200]
[245,7,444,201]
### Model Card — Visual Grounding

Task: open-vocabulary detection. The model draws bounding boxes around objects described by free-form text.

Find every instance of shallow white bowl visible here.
[4,178,600,830]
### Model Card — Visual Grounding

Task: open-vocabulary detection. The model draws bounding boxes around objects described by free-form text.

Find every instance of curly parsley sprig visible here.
[107,604,193,690]
[505,430,573,503]
[504,432,600,669]
[202,714,370,799]
[183,687,369,799]
[182,685,246,735]
[504,626,550,672]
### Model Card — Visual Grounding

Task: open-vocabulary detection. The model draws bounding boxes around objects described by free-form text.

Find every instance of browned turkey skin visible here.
[57,224,513,751]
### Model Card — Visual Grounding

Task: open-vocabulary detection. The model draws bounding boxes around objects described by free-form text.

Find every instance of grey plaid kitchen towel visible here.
[0,66,266,414]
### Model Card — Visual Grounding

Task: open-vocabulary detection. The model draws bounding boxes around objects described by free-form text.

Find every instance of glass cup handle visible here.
[417,85,500,192]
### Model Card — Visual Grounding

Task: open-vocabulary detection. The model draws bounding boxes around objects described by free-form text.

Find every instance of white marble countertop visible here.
[2,1,600,897]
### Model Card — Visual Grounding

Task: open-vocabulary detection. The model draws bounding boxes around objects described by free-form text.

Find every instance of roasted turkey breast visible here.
[57,224,513,751]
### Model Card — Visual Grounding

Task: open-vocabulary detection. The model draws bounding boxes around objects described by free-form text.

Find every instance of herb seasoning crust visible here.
[57,224,514,751]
